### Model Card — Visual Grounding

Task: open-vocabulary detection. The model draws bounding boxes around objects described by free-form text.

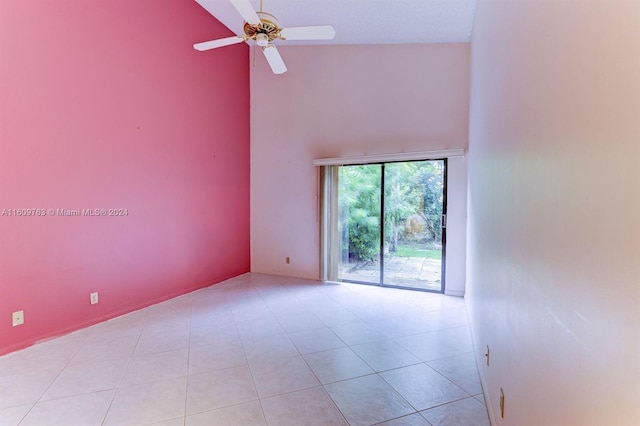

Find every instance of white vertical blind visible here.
[319,165,340,281]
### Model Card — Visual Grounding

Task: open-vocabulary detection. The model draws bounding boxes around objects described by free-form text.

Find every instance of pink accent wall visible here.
[0,0,250,355]
[467,0,639,424]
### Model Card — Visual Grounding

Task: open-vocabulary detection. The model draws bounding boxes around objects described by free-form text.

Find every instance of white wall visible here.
[250,43,470,294]
[467,1,640,424]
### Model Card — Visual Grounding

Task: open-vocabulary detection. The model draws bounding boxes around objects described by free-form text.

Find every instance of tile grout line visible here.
[100,333,141,426]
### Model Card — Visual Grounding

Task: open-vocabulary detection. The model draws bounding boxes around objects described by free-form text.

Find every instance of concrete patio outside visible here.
[339,256,442,291]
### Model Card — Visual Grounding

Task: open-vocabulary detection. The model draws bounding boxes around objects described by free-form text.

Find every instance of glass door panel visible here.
[334,160,445,292]
[383,160,445,291]
[337,164,381,284]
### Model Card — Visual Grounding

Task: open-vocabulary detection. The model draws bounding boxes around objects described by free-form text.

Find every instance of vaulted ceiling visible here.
[195,0,476,45]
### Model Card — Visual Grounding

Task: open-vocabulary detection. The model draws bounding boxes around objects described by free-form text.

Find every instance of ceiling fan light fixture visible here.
[256,33,269,47]
[243,12,282,44]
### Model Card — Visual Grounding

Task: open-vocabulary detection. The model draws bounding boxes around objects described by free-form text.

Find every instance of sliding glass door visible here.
[335,160,446,292]
[337,164,382,284]
[382,161,445,291]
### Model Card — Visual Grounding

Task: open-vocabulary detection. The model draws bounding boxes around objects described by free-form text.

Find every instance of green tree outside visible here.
[339,161,444,262]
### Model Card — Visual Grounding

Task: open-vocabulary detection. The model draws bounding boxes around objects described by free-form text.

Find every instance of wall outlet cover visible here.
[12,310,24,326]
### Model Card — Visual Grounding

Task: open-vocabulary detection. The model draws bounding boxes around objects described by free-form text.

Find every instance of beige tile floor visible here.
[0,273,490,426]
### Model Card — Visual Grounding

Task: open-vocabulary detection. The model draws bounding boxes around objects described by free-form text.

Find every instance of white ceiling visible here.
[195,0,477,45]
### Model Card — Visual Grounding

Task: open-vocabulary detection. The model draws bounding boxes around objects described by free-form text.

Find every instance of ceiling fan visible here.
[194,0,336,74]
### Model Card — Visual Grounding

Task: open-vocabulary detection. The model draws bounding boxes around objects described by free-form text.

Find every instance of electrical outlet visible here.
[12,310,24,327]
[285,257,291,264]
[90,292,99,305]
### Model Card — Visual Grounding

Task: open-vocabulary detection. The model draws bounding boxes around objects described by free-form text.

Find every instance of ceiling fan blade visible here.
[280,25,336,40]
[230,0,261,25]
[193,36,245,51]
[262,45,287,74]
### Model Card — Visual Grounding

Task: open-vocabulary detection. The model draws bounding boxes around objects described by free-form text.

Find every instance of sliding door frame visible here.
[336,158,448,294]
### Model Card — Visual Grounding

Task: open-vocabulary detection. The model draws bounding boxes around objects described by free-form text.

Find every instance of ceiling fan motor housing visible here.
[243,11,282,44]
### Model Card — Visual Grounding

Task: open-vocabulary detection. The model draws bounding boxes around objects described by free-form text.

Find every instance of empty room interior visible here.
[0,0,638,425]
